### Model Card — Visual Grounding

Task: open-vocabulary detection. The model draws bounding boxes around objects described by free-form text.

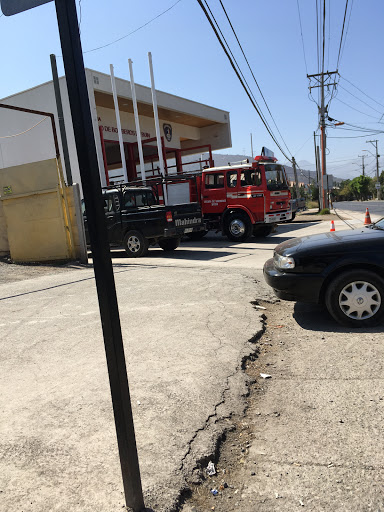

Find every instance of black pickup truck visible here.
[83,185,204,257]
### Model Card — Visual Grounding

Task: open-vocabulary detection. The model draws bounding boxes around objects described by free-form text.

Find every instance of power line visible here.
[218,0,292,158]
[296,0,308,74]
[328,132,383,139]
[82,0,183,54]
[339,0,354,66]
[336,0,349,69]
[322,0,326,74]
[334,97,382,120]
[196,0,292,162]
[339,74,384,110]
[338,84,384,115]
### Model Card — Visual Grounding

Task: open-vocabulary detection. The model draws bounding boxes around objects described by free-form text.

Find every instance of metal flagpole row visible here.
[128,59,146,185]
[110,64,129,183]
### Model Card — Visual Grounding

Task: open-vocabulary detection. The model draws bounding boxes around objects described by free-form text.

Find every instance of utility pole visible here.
[366,139,381,200]
[292,157,300,200]
[358,154,366,176]
[307,70,338,209]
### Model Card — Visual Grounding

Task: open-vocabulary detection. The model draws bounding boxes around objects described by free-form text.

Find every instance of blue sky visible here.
[1,0,383,179]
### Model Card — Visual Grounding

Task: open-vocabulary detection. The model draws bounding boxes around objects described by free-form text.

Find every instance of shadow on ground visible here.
[293,301,384,334]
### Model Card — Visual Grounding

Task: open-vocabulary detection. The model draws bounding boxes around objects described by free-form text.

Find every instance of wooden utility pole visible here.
[291,157,301,200]
[366,139,382,200]
[307,70,338,209]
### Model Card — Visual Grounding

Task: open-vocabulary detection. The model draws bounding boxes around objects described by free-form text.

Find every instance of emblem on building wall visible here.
[163,123,172,142]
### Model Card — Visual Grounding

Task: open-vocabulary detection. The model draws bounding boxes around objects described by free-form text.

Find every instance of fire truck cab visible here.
[194,152,292,241]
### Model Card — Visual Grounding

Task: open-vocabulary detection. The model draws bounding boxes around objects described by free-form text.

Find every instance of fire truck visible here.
[158,147,292,242]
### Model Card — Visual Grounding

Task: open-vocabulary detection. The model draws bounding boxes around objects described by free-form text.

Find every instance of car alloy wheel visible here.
[123,230,149,258]
[325,269,384,327]
[127,235,141,253]
[339,281,381,320]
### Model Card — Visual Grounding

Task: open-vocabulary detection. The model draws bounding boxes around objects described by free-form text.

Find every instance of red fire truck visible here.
[160,147,292,242]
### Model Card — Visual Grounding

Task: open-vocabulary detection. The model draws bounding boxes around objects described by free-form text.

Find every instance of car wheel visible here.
[325,270,384,327]
[123,230,149,257]
[223,213,252,242]
[253,225,273,237]
[158,237,180,251]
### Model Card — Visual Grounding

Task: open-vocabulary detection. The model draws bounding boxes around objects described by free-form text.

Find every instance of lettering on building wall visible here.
[100,125,150,138]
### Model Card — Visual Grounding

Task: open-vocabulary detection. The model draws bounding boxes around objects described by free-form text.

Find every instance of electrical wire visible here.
[336,0,349,70]
[296,0,308,75]
[82,0,183,54]
[322,0,326,74]
[338,84,384,115]
[328,132,383,139]
[334,97,382,120]
[339,0,354,66]
[339,75,384,110]
[218,0,292,158]
[196,0,292,162]
[0,117,49,138]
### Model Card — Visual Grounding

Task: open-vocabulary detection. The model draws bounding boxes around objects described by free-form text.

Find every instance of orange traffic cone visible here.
[330,220,336,232]
[364,207,372,225]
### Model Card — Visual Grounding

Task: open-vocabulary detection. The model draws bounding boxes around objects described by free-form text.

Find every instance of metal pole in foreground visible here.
[54,1,144,510]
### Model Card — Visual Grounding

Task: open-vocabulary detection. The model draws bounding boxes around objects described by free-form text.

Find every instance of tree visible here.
[349,176,372,201]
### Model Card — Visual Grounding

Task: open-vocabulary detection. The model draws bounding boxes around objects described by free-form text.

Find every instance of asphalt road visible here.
[334,200,384,224]
[1,216,383,512]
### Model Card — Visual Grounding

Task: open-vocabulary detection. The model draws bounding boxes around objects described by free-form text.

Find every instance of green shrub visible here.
[319,208,330,215]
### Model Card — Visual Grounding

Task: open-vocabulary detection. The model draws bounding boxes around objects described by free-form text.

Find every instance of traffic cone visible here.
[330,220,336,232]
[364,207,372,225]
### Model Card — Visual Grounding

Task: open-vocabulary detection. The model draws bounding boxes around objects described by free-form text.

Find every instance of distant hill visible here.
[201,153,343,186]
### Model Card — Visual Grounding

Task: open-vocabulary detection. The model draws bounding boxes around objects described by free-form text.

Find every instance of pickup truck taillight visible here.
[166,211,173,222]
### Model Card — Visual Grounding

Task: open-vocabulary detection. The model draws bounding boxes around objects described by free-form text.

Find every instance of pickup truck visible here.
[83,185,204,257]
[288,197,307,221]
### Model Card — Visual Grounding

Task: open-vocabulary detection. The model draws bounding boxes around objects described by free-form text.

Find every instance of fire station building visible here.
[0,68,231,189]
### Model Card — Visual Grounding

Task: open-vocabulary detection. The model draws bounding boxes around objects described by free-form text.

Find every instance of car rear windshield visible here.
[265,164,288,191]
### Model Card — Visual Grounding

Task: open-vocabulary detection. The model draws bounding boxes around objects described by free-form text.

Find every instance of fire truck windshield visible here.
[264,165,288,191]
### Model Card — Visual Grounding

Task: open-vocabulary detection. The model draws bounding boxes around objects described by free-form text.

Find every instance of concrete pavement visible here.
[0,259,264,511]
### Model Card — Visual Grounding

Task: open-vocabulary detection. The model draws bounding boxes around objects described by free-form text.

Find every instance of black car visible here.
[263,218,384,327]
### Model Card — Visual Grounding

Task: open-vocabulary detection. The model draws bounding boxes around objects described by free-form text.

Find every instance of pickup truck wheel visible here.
[158,238,180,251]
[325,270,384,327]
[253,225,273,237]
[123,230,149,257]
[224,213,252,242]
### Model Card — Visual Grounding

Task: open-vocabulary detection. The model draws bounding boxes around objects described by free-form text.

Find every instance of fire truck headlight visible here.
[274,252,295,269]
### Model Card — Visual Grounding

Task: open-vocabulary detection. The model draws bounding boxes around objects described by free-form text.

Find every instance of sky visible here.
[0,0,383,180]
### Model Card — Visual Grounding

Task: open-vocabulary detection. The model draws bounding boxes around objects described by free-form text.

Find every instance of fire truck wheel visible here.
[123,230,149,257]
[253,225,273,237]
[158,238,180,251]
[224,213,252,242]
